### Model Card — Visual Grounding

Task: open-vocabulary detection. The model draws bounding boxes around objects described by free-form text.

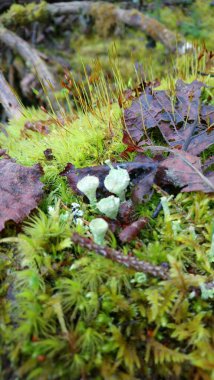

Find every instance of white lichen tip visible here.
[104,161,130,201]
[97,195,120,219]
[77,175,99,206]
[89,218,108,245]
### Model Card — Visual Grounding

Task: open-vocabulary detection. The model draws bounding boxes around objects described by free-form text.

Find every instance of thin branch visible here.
[72,232,169,279]
[0,25,58,108]
[47,2,189,53]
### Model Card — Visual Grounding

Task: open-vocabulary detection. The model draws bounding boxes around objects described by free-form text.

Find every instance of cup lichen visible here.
[77,175,99,206]
[89,218,108,245]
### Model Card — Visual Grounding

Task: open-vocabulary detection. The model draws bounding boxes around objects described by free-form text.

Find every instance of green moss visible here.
[1,1,48,27]
[0,190,213,379]
[90,3,117,38]
[0,102,124,171]
[0,51,214,379]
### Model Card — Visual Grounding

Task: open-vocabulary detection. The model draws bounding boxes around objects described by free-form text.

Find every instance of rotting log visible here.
[0,1,189,53]
[0,70,22,119]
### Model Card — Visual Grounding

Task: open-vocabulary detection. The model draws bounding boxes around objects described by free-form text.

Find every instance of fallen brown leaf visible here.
[0,159,44,231]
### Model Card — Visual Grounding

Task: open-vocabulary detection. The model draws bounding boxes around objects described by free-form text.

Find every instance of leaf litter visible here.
[0,159,44,231]
[61,79,214,242]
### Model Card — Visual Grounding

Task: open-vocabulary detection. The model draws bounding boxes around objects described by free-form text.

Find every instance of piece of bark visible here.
[0,70,22,119]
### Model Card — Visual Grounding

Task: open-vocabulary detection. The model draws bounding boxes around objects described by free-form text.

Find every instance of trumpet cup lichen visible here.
[89,218,108,245]
[77,175,99,206]
[97,195,120,219]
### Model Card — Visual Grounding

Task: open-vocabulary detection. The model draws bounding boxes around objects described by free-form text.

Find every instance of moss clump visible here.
[0,192,213,379]
[0,102,124,179]
[152,0,214,50]
[91,3,118,38]
[1,1,48,27]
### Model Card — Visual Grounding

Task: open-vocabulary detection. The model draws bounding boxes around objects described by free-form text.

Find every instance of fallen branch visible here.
[48,2,190,52]
[0,70,22,119]
[72,232,169,279]
[1,1,188,53]
[0,25,58,108]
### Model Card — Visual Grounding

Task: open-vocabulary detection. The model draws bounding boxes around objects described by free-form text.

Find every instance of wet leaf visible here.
[61,160,157,202]
[156,151,214,193]
[0,159,44,231]
[175,79,205,120]
[124,80,213,154]
[122,79,214,195]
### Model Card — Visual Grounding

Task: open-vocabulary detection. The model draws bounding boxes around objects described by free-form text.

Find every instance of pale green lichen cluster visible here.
[76,161,130,231]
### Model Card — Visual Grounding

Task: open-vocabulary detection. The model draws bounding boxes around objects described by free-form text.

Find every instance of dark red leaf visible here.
[123,79,213,155]
[187,129,214,155]
[0,159,44,231]
[156,151,214,193]
[202,156,214,171]
[131,170,156,203]
[119,217,148,243]
[123,90,174,143]
[23,120,50,136]
[118,200,136,225]
[201,104,214,127]
[175,79,205,120]
[60,160,158,201]
[0,149,7,157]
[43,148,54,161]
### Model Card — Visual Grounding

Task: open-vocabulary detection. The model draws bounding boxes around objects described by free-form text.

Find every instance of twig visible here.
[48,2,188,52]
[152,201,163,219]
[72,232,169,279]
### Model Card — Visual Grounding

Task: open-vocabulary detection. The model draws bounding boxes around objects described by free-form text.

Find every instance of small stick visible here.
[72,232,169,279]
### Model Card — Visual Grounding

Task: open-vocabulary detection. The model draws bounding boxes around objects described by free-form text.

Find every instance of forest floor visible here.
[0,1,214,380]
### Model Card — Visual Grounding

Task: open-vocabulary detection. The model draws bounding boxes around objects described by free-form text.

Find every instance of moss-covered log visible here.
[1,1,188,52]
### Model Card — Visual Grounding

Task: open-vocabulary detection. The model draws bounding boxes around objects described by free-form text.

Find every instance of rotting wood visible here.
[0,70,22,119]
